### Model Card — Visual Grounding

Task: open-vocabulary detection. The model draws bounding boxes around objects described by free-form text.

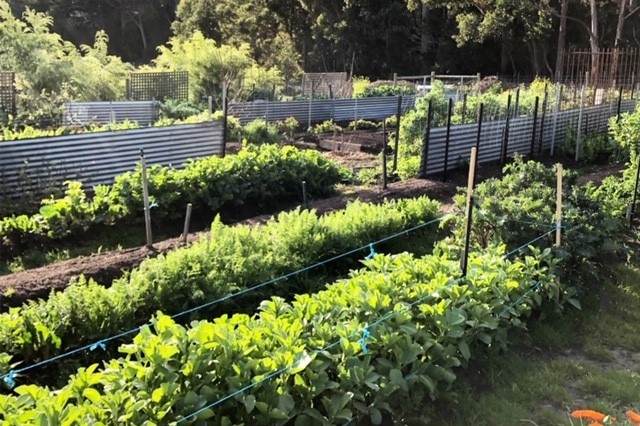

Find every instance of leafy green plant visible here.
[0,145,344,257]
[0,197,441,380]
[309,120,343,135]
[275,116,299,141]
[0,242,559,425]
[242,118,280,144]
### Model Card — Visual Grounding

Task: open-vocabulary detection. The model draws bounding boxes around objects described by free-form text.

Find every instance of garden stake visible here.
[393,95,402,172]
[556,164,563,247]
[140,149,153,248]
[302,181,308,209]
[514,88,520,116]
[529,96,539,158]
[442,97,453,182]
[461,147,478,277]
[207,96,212,121]
[182,203,193,244]
[631,158,640,228]
[462,93,467,122]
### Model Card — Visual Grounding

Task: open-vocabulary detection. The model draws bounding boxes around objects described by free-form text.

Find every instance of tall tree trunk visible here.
[589,0,600,86]
[612,0,627,84]
[420,2,429,73]
[554,0,569,82]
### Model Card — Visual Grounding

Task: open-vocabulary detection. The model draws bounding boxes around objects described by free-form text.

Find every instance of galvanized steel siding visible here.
[62,101,160,126]
[0,121,223,197]
[228,96,416,125]
[423,100,636,175]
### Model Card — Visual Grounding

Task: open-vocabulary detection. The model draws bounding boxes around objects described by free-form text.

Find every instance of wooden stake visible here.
[182,203,193,244]
[140,149,153,248]
[461,147,478,277]
[556,164,563,247]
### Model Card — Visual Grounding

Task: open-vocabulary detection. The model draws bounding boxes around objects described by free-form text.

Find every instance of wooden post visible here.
[556,164,563,247]
[182,203,193,244]
[461,147,478,277]
[208,96,213,121]
[140,149,153,248]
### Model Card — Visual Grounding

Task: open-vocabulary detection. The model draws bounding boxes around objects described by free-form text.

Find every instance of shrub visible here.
[242,119,280,144]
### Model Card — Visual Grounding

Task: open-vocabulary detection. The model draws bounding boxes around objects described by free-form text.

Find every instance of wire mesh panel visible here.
[0,72,16,114]
[128,71,189,101]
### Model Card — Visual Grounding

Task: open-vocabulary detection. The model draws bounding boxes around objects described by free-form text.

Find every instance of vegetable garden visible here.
[0,99,638,424]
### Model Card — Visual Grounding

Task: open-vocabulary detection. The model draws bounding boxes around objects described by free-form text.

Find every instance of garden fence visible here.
[421,99,637,176]
[228,95,417,126]
[62,101,160,126]
[0,121,224,198]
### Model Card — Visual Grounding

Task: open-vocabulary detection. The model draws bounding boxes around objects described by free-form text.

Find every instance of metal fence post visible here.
[538,86,548,154]
[140,149,153,248]
[550,85,561,156]
[530,96,539,158]
[419,99,433,178]
[442,98,453,182]
[501,94,512,167]
[393,96,403,172]
[475,103,484,152]
[576,85,586,162]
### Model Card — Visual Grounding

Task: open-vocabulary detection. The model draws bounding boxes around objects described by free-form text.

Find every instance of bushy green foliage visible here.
[309,120,343,135]
[609,103,640,163]
[275,116,299,141]
[241,119,280,144]
[0,3,132,125]
[0,197,441,378]
[449,157,628,279]
[362,81,416,98]
[159,99,205,121]
[0,242,559,424]
[0,145,343,256]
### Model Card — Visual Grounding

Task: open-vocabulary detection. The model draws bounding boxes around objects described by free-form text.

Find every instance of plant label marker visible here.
[461,147,478,277]
[140,149,153,248]
[556,163,563,247]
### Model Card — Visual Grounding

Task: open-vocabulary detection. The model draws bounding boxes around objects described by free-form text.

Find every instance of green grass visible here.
[427,263,640,426]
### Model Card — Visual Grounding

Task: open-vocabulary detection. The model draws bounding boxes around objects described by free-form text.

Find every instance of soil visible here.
[0,147,624,310]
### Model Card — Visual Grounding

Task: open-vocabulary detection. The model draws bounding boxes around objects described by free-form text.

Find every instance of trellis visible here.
[0,72,16,115]
[562,48,640,88]
[127,71,189,101]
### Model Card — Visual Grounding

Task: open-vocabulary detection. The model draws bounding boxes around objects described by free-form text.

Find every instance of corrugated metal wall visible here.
[229,96,416,125]
[0,121,223,197]
[422,100,637,175]
[62,101,160,126]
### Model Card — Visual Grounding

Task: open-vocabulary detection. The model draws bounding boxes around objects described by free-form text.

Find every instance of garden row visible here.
[0,196,441,379]
[0,144,343,259]
[0,245,557,424]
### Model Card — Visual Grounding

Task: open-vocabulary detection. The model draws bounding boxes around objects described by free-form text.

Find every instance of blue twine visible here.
[0,216,447,387]
[366,244,377,259]
[0,327,141,388]
[3,370,15,389]
[358,325,371,354]
[179,228,558,421]
[90,341,106,352]
[503,229,556,259]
